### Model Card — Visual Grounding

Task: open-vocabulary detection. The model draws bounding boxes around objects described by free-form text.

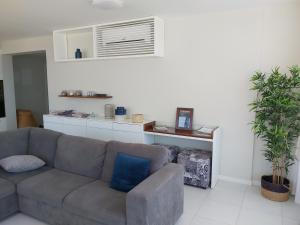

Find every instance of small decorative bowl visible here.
[68,90,75,96]
[74,90,82,96]
[60,90,68,96]
[132,114,144,123]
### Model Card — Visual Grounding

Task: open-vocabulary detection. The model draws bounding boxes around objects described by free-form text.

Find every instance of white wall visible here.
[0,53,2,80]
[251,5,300,190]
[1,54,17,130]
[1,3,300,183]
[0,53,7,131]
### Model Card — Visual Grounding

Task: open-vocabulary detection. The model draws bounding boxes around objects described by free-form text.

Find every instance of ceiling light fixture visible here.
[92,0,124,9]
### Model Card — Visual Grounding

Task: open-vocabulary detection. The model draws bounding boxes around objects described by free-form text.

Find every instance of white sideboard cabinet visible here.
[43,115,150,143]
[86,120,114,142]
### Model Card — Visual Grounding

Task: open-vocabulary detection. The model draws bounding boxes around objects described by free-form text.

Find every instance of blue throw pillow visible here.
[110,152,151,192]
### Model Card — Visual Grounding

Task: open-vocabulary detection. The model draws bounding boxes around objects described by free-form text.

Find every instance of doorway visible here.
[12,51,49,128]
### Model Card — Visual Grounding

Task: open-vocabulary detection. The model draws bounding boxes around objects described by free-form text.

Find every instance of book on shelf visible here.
[193,126,216,137]
[197,127,214,134]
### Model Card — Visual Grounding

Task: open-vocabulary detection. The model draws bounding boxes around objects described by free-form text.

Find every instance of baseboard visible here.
[252,180,260,186]
[218,175,252,185]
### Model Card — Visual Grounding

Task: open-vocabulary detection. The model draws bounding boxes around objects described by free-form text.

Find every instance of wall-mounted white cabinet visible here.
[53,17,164,62]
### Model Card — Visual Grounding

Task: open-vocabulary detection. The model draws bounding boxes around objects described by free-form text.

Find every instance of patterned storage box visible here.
[152,143,181,163]
[177,149,212,189]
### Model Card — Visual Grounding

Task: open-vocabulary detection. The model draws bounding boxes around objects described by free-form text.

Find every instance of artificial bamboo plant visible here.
[250,66,300,185]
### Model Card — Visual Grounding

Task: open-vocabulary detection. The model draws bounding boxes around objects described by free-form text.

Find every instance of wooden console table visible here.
[143,122,221,188]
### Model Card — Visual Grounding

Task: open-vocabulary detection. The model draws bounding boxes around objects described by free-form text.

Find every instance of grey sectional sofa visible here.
[0,128,184,225]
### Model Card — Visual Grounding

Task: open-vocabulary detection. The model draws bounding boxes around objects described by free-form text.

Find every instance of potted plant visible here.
[250,66,300,202]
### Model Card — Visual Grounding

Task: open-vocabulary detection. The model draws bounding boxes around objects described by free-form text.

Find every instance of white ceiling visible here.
[0,0,298,42]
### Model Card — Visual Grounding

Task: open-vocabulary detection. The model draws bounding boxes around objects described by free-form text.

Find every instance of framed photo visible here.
[175,108,194,131]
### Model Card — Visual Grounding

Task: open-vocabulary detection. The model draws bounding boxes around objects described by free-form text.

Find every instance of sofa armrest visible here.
[126,163,184,225]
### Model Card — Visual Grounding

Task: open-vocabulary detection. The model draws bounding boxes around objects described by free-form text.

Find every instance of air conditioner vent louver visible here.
[95,17,163,58]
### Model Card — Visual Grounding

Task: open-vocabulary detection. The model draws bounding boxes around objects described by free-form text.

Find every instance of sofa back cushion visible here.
[28,128,62,167]
[0,128,30,159]
[54,135,107,178]
[101,141,169,183]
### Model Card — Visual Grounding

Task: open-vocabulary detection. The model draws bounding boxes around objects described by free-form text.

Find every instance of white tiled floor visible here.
[177,181,300,225]
[1,181,299,225]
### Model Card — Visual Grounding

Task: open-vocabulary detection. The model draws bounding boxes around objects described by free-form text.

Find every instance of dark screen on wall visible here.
[0,80,5,118]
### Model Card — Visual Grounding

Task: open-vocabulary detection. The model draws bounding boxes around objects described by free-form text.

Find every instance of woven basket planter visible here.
[261,175,290,202]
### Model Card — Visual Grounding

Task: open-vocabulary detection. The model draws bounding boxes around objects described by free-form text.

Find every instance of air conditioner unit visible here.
[95,17,164,58]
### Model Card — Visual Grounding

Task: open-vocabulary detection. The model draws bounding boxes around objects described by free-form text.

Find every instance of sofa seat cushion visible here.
[64,180,126,225]
[18,169,94,208]
[0,178,18,221]
[0,178,15,199]
[0,166,51,184]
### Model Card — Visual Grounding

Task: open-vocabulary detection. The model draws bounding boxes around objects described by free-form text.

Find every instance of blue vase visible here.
[115,107,126,115]
[75,49,82,59]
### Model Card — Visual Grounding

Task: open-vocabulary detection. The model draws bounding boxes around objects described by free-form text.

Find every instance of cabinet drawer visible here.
[112,122,143,133]
[86,127,113,142]
[44,122,65,133]
[64,124,86,137]
[43,115,64,124]
[113,131,144,143]
[63,117,87,126]
[87,120,113,129]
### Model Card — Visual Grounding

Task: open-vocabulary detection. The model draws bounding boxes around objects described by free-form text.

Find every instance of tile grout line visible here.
[234,184,249,225]
[190,184,247,225]
[188,191,211,225]
[281,201,284,225]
